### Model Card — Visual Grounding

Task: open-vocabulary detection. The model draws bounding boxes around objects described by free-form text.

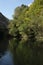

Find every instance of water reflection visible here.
[0,51,14,65]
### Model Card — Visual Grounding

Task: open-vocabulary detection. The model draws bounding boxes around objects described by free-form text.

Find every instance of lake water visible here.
[0,51,14,65]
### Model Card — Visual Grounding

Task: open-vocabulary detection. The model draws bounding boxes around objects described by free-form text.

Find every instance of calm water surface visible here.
[0,51,14,65]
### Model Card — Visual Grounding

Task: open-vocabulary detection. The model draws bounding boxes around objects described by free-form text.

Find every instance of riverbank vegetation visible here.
[9,0,43,65]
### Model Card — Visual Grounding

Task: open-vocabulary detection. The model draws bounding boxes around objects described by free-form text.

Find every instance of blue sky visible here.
[0,0,34,19]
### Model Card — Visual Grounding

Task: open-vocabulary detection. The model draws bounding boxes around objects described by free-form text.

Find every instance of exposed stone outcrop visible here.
[0,12,9,29]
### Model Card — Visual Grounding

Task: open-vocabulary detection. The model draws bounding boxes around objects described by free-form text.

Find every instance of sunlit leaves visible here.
[9,0,43,65]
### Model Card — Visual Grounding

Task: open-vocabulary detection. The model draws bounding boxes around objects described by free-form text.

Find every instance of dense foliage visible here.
[9,0,43,65]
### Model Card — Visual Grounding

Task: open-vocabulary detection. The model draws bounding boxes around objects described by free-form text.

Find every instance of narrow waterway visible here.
[0,51,14,65]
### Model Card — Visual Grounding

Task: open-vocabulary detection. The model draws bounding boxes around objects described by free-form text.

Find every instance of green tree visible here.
[9,0,43,65]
